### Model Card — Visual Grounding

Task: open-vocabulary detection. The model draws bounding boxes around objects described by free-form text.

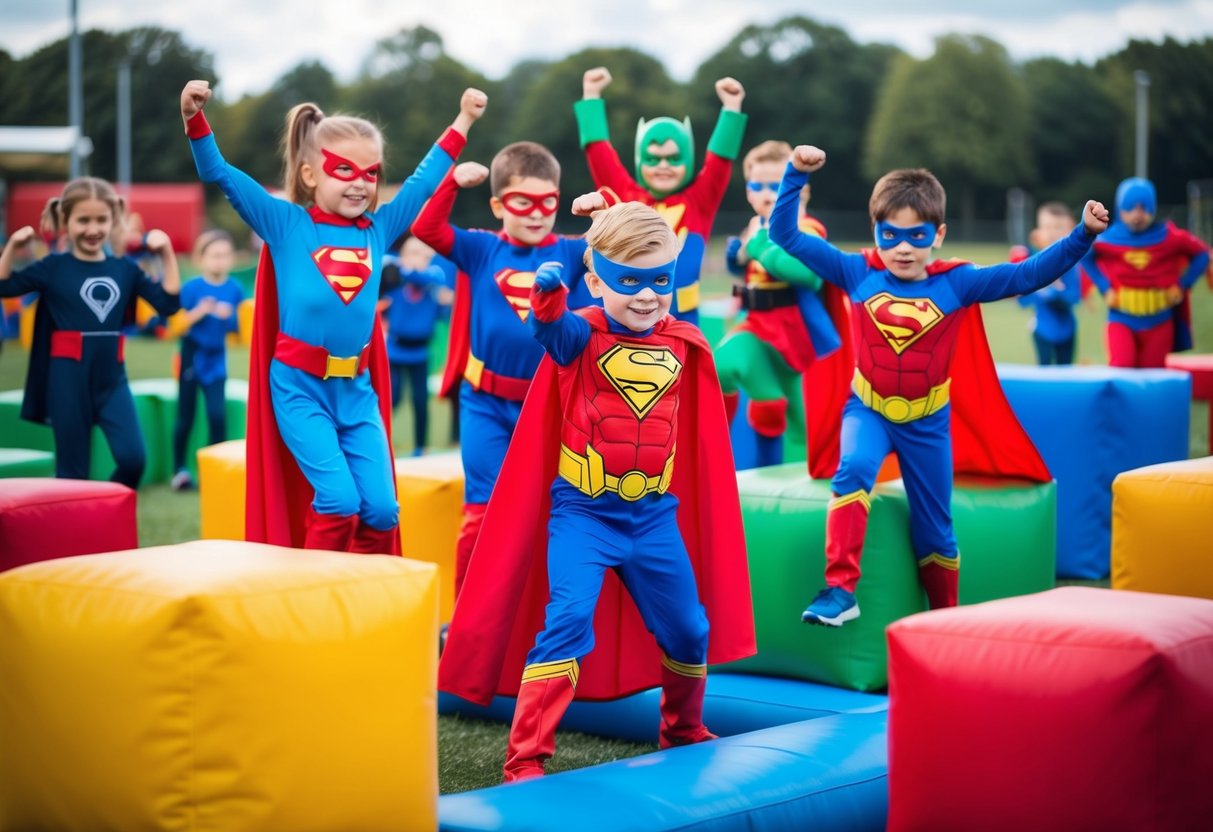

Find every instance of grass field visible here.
[1,240,1209,792]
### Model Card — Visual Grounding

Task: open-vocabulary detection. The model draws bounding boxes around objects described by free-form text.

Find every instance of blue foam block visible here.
[997,364,1190,578]
[439,672,888,743]
[438,711,888,832]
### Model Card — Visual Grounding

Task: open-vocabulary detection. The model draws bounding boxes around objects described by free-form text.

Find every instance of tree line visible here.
[1,17,1209,240]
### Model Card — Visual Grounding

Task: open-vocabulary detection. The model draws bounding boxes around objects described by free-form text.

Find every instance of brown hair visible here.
[1037,201,1074,222]
[282,103,384,208]
[192,229,234,260]
[40,177,126,246]
[742,140,792,179]
[582,202,678,269]
[489,141,561,196]
[869,168,946,226]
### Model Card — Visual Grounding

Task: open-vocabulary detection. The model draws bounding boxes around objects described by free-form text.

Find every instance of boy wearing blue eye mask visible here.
[440,197,755,783]
[769,144,1109,626]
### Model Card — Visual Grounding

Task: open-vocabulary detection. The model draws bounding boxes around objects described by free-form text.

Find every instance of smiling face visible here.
[587,242,677,332]
[874,206,946,282]
[65,198,115,261]
[744,159,784,220]
[302,135,381,219]
[491,175,560,246]
[639,139,689,197]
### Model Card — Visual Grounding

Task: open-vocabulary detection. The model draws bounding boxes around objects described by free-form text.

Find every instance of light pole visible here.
[69,0,83,178]
[1134,70,1150,180]
[117,60,132,192]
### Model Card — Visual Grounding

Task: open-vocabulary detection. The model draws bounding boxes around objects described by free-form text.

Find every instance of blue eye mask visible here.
[591,250,676,296]
[874,221,937,249]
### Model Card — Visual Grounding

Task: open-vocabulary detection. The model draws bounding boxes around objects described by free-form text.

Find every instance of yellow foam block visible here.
[395,452,464,623]
[0,539,439,831]
[1112,456,1213,599]
[198,439,247,541]
[237,298,256,347]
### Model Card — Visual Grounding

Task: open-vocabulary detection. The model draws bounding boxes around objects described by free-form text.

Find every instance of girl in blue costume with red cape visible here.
[440,197,755,782]
[181,79,486,554]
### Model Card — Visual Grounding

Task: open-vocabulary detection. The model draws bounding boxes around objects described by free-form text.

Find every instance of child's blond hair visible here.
[282,103,384,208]
[742,140,792,179]
[583,202,678,269]
[40,177,126,247]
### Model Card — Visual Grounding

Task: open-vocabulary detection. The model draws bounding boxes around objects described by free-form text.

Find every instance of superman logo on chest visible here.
[863,292,944,354]
[312,246,372,305]
[495,268,537,321]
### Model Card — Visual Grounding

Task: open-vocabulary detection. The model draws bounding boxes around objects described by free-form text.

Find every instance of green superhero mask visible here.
[634,116,694,197]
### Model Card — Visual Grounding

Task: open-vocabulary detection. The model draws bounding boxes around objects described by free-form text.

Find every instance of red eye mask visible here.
[500,190,560,217]
[321,149,381,182]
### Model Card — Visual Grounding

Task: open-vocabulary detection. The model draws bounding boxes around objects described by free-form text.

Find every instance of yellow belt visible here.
[559,443,675,501]
[852,369,950,424]
[1114,286,1172,316]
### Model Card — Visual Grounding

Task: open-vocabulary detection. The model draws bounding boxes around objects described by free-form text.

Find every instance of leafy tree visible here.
[864,34,1031,226]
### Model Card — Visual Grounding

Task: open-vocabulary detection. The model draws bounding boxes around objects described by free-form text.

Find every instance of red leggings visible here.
[1106,320,1173,368]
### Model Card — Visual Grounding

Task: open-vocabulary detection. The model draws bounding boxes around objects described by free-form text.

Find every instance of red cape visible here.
[245,247,400,551]
[438,269,471,398]
[438,309,756,705]
[806,254,1050,483]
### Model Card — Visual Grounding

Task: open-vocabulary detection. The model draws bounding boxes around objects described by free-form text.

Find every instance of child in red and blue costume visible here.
[573,67,747,325]
[771,144,1109,626]
[181,79,486,554]
[1081,177,1209,368]
[0,177,181,487]
[412,142,595,598]
[439,198,754,783]
[717,140,841,466]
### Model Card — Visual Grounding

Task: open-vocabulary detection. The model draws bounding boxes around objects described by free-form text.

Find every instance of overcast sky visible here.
[5,1,1212,100]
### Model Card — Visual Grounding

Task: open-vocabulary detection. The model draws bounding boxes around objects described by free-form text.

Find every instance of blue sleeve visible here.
[404,265,448,288]
[954,224,1095,305]
[1182,249,1210,290]
[768,163,864,290]
[724,236,745,277]
[1079,249,1110,293]
[190,132,295,245]
[372,142,458,244]
[180,278,201,310]
[530,308,591,366]
[0,257,49,296]
[446,226,494,279]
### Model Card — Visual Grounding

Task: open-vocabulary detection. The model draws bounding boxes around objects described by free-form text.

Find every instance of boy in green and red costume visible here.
[573,66,747,325]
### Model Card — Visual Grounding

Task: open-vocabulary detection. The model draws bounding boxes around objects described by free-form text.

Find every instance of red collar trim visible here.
[498,230,558,249]
[308,205,372,229]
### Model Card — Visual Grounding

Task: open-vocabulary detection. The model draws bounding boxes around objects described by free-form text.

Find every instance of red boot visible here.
[503,660,579,783]
[303,506,357,552]
[824,490,871,593]
[917,553,960,609]
[454,502,487,599]
[349,521,400,555]
[658,656,717,749]
[747,398,788,438]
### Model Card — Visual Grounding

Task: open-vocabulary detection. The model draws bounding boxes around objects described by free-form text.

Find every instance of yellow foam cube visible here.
[0,539,438,831]
[1112,456,1213,599]
[238,298,256,346]
[198,439,247,540]
[395,452,464,623]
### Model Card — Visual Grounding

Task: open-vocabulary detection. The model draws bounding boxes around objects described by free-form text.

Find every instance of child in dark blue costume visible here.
[0,177,181,486]
[1015,202,1082,365]
[171,230,244,490]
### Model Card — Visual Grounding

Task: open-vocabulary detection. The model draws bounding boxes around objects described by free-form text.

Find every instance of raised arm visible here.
[528,261,590,365]
[143,229,180,296]
[573,68,649,201]
[0,226,36,283]
[768,148,856,288]
[680,77,748,208]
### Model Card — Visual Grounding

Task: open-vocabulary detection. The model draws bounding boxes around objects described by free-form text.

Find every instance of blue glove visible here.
[533,260,565,292]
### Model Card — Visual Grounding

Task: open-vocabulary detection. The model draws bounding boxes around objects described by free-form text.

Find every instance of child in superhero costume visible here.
[170,230,243,491]
[770,144,1109,626]
[717,140,841,466]
[412,142,595,599]
[573,66,748,325]
[1013,202,1083,366]
[0,177,181,487]
[439,199,755,783]
[181,79,486,554]
[1081,177,1209,368]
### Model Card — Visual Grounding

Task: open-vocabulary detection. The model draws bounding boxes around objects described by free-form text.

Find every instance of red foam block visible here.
[887,586,1213,832]
[0,479,137,571]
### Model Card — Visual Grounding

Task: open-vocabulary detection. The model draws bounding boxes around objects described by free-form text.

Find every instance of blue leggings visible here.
[173,362,227,471]
[459,382,523,504]
[48,353,145,488]
[389,360,430,450]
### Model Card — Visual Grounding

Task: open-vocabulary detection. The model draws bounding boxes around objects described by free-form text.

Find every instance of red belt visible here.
[274,332,370,379]
[50,330,125,362]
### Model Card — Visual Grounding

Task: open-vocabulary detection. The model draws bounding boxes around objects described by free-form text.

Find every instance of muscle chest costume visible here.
[186,110,464,552]
[771,164,1093,608]
[573,98,746,325]
[2,252,180,486]
[413,173,596,596]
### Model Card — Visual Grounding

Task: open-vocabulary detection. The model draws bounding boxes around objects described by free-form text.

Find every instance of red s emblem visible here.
[495,268,536,321]
[864,292,943,355]
[312,246,372,305]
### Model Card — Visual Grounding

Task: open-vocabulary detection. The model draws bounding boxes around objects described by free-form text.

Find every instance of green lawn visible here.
[1,240,1208,792]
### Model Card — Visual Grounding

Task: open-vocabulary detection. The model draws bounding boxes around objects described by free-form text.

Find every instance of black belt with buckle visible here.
[734,284,797,311]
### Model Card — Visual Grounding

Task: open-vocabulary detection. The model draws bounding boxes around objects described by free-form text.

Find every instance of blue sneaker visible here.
[802,586,860,627]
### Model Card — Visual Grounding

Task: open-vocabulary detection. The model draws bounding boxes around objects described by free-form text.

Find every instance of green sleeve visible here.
[574,98,610,148]
[706,109,748,160]
[748,230,822,290]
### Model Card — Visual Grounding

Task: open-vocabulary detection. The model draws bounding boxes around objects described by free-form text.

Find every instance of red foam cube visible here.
[887,586,1213,832]
[0,479,137,571]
